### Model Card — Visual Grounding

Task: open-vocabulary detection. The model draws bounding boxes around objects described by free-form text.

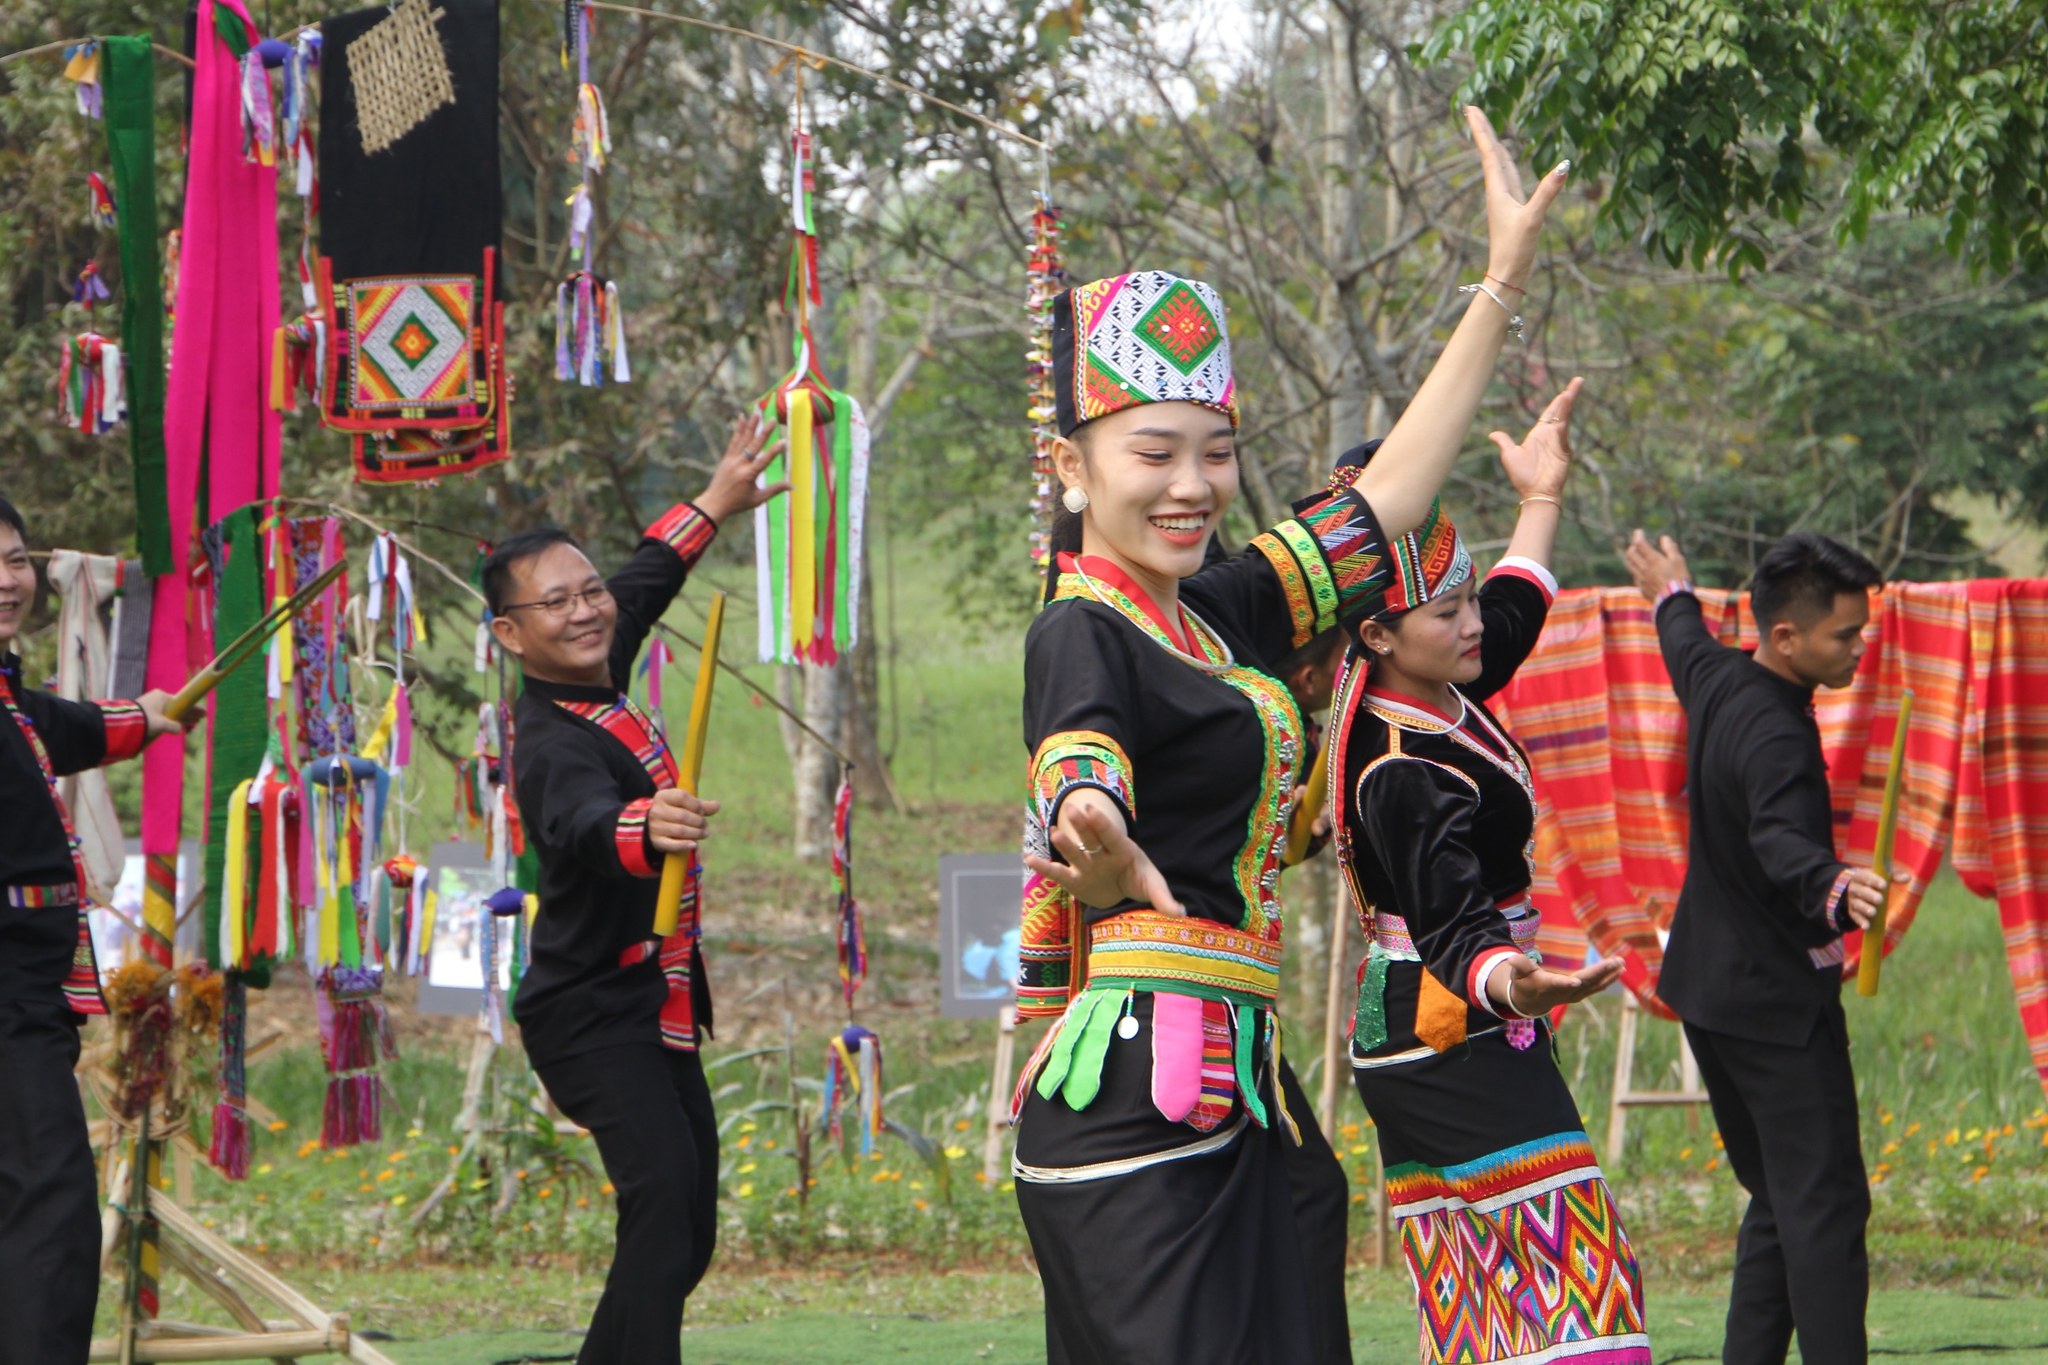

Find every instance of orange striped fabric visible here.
[1493,583,2048,1099]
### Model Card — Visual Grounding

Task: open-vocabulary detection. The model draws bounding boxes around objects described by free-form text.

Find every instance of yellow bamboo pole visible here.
[652,592,726,937]
[1856,688,1913,998]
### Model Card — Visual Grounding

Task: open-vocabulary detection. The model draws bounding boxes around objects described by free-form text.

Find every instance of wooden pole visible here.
[982,1002,1019,1187]
[1317,877,1352,1139]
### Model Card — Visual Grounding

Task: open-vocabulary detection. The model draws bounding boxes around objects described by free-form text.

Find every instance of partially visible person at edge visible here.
[1010,106,1568,1365]
[0,494,190,1365]
[1624,527,1886,1365]
[1328,379,1652,1363]
[486,418,785,1365]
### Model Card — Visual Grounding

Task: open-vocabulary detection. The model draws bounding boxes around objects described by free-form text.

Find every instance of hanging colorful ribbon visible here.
[752,88,870,665]
[554,4,630,388]
[824,1024,885,1158]
[61,40,103,118]
[56,333,125,434]
[832,766,865,1006]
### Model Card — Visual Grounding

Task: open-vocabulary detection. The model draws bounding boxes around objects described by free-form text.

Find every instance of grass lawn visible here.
[268,1267,2048,1363]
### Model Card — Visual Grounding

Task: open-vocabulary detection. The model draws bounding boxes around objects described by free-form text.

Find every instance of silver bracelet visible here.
[1459,281,1525,340]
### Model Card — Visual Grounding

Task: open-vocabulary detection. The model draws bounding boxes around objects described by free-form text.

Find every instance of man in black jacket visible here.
[485,418,783,1365]
[0,494,186,1364]
[1625,528,1887,1365]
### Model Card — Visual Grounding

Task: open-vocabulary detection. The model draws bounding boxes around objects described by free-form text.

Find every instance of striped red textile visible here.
[1493,581,2047,1096]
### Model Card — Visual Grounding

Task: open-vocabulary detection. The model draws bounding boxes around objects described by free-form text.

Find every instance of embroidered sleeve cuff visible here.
[615,797,660,878]
[1252,487,1388,649]
[96,700,149,763]
[1653,579,1695,612]
[1031,730,1136,830]
[1824,867,1857,933]
[1469,946,1525,1019]
[1490,557,1559,604]
[644,502,718,570]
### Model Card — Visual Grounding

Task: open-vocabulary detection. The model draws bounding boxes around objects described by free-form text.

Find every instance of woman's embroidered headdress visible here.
[1051,271,1238,435]
[1326,440,1472,624]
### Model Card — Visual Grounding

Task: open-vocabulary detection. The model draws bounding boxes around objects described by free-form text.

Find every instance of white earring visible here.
[1061,485,1089,514]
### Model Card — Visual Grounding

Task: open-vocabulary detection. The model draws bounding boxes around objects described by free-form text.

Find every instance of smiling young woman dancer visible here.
[1327,379,1652,1362]
[1010,108,1568,1365]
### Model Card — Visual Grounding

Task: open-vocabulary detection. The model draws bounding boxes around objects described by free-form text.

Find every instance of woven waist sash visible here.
[1085,910,1281,1011]
[1371,893,1541,961]
[4,881,81,909]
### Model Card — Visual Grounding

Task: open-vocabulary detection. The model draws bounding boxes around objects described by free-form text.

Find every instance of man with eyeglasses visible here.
[483,416,785,1365]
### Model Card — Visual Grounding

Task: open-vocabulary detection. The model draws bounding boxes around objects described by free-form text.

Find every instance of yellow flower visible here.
[736,1135,752,1150]
[913,1198,929,1211]
[1944,1128,1960,1146]
[577,1197,590,1208]
[538,1187,553,1199]
[1965,1127,1983,1141]
[376,1170,395,1183]
[954,1119,972,1131]
[764,1139,778,1151]
[255,1163,273,1176]
[601,1181,615,1195]
[1704,1158,1720,1173]
[1881,1141,1899,1156]
[1678,1148,1693,1161]
[736,1182,755,1198]
[1904,1121,1921,1137]
[943,1145,967,1160]
[390,1194,409,1207]
[738,1162,757,1175]
[266,1120,288,1134]
[358,1183,374,1193]
[407,1127,423,1139]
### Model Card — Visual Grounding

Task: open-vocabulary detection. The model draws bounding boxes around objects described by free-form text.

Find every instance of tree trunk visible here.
[786,663,845,858]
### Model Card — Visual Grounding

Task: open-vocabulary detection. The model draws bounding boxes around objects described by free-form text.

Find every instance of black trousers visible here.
[1278,1058,1353,1364]
[1685,1004,1869,1365]
[0,1001,98,1365]
[534,1043,720,1365]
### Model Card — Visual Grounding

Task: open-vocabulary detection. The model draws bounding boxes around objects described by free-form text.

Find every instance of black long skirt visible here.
[1014,992,1317,1365]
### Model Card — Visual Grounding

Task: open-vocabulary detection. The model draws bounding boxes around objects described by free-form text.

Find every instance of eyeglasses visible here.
[499,585,613,618]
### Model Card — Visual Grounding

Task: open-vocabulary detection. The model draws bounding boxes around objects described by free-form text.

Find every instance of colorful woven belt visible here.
[1086,910,1281,1010]
[1373,894,1541,960]
[4,881,80,909]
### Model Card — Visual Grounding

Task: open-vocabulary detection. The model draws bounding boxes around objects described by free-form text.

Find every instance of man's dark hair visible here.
[481,527,578,616]
[1750,532,1881,631]
[0,494,26,543]
[1274,625,1347,680]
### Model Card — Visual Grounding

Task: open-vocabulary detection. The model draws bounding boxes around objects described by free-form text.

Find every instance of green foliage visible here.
[1424,0,2048,277]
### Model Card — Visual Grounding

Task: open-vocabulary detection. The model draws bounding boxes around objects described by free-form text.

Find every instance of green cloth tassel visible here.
[1354,941,1392,1054]
[201,508,268,968]
[101,36,171,576]
[1036,987,1108,1102]
[1060,988,1126,1110]
[1234,1003,1268,1128]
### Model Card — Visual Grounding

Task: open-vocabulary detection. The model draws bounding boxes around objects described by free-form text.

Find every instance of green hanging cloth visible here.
[201,506,270,967]
[101,36,171,576]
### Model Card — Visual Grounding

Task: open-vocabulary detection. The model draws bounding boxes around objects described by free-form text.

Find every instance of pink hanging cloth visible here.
[143,0,283,952]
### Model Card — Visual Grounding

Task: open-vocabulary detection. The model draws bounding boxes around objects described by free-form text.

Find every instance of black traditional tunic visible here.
[1013,487,1387,1365]
[510,502,718,1067]
[1,654,149,1363]
[1332,561,1651,1364]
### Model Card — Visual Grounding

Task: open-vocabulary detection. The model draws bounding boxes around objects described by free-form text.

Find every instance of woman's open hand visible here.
[1469,105,1569,292]
[1025,794,1184,916]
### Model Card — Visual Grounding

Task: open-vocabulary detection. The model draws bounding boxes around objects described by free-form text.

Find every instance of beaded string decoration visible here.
[1026,194,1064,566]
[752,71,870,665]
[555,2,629,387]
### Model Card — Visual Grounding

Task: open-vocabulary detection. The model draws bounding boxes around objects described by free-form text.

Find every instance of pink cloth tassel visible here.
[209,1101,251,1178]
[392,683,412,768]
[1148,991,1204,1122]
[1506,1018,1538,1050]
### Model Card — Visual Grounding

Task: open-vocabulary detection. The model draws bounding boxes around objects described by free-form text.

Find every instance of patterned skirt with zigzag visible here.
[1354,990,1650,1365]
